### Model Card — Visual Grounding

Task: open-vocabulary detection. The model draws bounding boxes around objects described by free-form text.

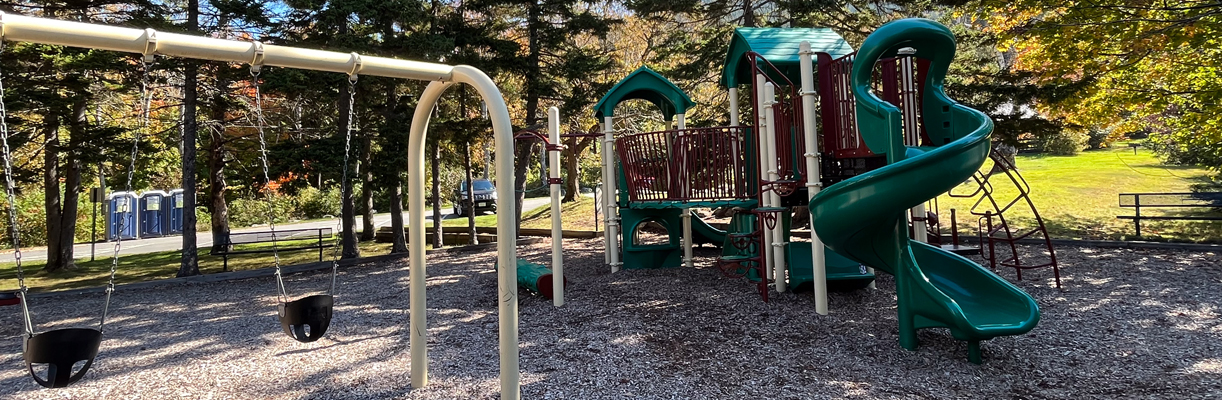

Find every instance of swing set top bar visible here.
[0,13,453,81]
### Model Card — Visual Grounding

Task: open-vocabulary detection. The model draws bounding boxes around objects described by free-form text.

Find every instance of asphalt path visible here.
[3,197,552,263]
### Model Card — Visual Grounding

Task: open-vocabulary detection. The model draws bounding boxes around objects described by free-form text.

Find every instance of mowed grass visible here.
[1,239,394,293]
[2,198,590,293]
[936,143,1220,242]
[438,195,600,231]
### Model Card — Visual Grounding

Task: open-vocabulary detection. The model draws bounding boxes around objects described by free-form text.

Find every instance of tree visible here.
[969,0,1222,169]
[472,0,618,233]
[177,0,201,277]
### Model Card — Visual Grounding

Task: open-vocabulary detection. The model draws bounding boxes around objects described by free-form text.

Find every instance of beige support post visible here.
[799,42,829,315]
[604,116,621,272]
[763,82,787,293]
[408,67,519,399]
[729,88,740,126]
[754,73,774,283]
[548,107,564,306]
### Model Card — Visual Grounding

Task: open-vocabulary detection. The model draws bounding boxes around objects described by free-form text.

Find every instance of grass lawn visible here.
[438,195,600,231]
[936,143,1219,242]
[1,239,395,293]
[1,196,594,293]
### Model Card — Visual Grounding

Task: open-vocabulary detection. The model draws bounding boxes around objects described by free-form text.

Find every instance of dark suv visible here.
[454,179,497,216]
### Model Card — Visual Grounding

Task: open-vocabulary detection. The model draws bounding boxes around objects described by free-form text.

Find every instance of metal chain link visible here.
[329,76,357,295]
[250,68,289,303]
[0,42,36,337]
[99,58,152,331]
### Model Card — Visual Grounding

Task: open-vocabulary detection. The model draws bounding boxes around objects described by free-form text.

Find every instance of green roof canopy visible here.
[722,27,855,88]
[594,66,695,121]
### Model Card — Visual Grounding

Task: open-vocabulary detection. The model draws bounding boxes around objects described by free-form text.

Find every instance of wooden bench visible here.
[210,228,334,271]
[1118,192,1222,236]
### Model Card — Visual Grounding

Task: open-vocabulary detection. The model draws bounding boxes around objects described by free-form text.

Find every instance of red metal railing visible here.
[819,53,866,158]
[616,126,751,203]
[820,52,932,158]
[746,51,805,187]
[875,55,931,147]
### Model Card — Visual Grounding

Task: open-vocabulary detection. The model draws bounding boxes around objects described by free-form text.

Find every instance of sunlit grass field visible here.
[936,143,1219,243]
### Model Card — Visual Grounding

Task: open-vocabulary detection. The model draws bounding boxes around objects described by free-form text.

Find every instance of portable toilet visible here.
[166,189,185,235]
[106,191,139,241]
[138,190,168,238]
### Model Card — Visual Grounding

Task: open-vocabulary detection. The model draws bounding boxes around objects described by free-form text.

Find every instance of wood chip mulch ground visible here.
[1,239,1220,399]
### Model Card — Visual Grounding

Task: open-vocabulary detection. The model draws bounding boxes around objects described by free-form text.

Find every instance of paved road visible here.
[4,197,552,263]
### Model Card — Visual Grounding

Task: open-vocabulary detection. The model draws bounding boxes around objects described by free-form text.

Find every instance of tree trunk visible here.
[56,99,86,272]
[208,75,231,254]
[389,179,407,253]
[178,0,200,277]
[562,130,595,202]
[464,141,477,244]
[339,81,359,258]
[43,112,64,272]
[430,142,443,248]
[742,0,755,27]
[360,132,374,241]
[514,0,541,235]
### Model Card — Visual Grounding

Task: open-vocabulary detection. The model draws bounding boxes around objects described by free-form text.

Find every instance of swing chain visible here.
[329,75,357,294]
[250,67,288,303]
[0,41,36,338]
[99,56,153,331]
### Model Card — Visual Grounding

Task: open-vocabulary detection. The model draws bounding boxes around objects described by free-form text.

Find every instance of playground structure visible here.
[0,12,1066,397]
[0,12,529,398]
[595,20,1051,362]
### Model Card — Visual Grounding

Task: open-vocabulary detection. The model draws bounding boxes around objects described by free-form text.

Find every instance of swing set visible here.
[0,12,526,399]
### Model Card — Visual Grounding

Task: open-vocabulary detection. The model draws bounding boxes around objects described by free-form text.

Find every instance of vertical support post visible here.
[90,194,98,261]
[1134,195,1142,237]
[728,88,740,126]
[950,208,960,247]
[763,82,786,293]
[728,88,741,188]
[799,42,828,314]
[984,211,997,270]
[754,73,774,283]
[912,203,928,243]
[682,208,693,268]
[547,107,564,307]
[676,112,693,268]
[408,67,520,399]
[603,116,620,272]
[408,81,451,391]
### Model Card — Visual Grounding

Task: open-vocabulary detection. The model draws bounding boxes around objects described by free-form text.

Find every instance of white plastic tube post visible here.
[675,113,693,268]
[728,88,740,126]
[408,67,519,399]
[547,107,564,306]
[763,82,787,293]
[754,74,774,283]
[599,121,611,265]
[603,116,621,272]
[799,42,829,315]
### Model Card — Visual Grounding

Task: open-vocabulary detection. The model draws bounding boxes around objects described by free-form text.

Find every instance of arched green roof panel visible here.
[722,27,855,88]
[594,66,696,121]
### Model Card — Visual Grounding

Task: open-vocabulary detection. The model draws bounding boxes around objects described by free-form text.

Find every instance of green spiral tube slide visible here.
[807,18,1039,363]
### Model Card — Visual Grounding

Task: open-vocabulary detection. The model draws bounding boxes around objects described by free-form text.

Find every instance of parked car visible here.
[454,179,497,216]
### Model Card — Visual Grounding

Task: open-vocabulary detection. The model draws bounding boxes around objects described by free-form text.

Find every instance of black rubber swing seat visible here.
[277,294,334,343]
[23,328,104,388]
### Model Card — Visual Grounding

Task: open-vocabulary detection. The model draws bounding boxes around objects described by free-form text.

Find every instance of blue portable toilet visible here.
[166,189,185,235]
[107,191,139,241]
[139,190,168,238]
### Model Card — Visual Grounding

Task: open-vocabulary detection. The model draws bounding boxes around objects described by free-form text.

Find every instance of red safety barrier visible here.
[616,126,751,203]
[746,52,805,189]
